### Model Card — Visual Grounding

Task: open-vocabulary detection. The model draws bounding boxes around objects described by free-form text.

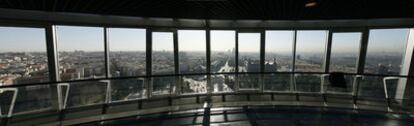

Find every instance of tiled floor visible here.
[82,106,414,126]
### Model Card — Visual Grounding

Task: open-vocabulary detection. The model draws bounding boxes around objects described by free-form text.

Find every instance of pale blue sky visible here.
[238,33,261,52]
[153,32,174,51]
[0,27,46,52]
[296,30,327,54]
[265,30,294,53]
[211,30,235,51]
[367,29,409,54]
[108,28,146,51]
[0,26,410,54]
[331,33,361,54]
[178,30,206,51]
[56,26,104,52]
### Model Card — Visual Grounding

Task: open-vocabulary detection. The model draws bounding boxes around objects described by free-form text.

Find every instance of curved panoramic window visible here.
[211,30,236,93]
[238,33,261,73]
[178,30,206,74]
[0,27,49,85]
[359,29,410,101]
[152,32,176,95]
[364,29,409,75]
[108,28,146,77]
[238,32,261,90]
[152,32,175,75]
[265,30,294,72]
[329,32,362,73]
[0,27,52,114]
[264,30,294,92]
[295,30,327,72]
[56,26,105,81]
[211,30,236,73]
[178,30,207,94]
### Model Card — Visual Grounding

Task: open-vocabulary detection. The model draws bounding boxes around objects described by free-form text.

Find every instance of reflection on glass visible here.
[330,33,361,73]
[238,33,261,72]
[365,29,409,75]
[13,86,53,113]
[263,74,290,92]
[108,28,146,77]
[67,81,107,107]
[295,30,327,72]
[358,76,386,100]
[0,90,14,115]
[323,75,354,93]
[212,74,235,93]
[152,77,176,95]
[295,74,321,92]
[111,78,146,101]
[181,75,207,94]
[178,30,206,74]
[238,74,260,89]
[0,27,49,85]
[152,32,175,75]
[265,31,294,72]
[211,30,236,73]
[56,26,105,81]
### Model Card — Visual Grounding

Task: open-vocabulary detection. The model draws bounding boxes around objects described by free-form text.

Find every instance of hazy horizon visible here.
[0,26,409,54]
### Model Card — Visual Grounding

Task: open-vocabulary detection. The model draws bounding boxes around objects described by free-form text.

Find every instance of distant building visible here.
[377,63,389,74]
[264,58,278,72]
[245,59,260,72]
[296,55,301,60]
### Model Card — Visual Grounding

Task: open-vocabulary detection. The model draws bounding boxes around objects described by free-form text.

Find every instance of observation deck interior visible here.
[1,0,414,126]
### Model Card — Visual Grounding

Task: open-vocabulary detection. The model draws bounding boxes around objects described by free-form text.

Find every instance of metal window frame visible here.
[1,10,414,117]
[176,29,208,95]
[236,31,264,92]
[262,30,296,93]
[209,30,237,94]
[150,29,177,97]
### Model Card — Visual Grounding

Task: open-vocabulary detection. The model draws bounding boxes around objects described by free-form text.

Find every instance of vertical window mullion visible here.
[46,25,59,82]
[291,30,297,92]
[104,27,110,78]
[173,29,180,95]
[146,28,152,98]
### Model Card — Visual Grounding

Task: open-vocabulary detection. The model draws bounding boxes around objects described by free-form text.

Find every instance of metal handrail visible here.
[0,73,411,121]
[383,76,404,112]
[0,88,18,118]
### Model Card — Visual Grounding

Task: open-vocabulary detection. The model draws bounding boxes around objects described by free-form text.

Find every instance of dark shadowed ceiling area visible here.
[1,0,414,20]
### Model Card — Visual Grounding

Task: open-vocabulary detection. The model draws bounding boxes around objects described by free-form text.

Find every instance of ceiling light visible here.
[305,1,317,8]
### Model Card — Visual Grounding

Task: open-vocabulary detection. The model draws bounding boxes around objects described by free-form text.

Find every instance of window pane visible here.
[178,30,206,74]
[238,74,260,89]
[0,27,49,85]
[329,32,361,73]
[56,26,105,81]
[13,85,54,114]
[152,76,176,95]
[364,29,409,75]
[295,74,321,92]
[111,78,146,101]
[211,30,236,73]
[265,31,294,72]
[263,74,291,92]
[66,81,107,107]
[295,30,327,72]
[181,75,207,94]
[238,33,261,72]
[152,32,175,75]
[108,28,146,77]
[212,74,236,93]
[323,75,354,93]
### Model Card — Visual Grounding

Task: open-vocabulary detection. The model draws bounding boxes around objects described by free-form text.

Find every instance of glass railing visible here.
[0,72,413,125]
